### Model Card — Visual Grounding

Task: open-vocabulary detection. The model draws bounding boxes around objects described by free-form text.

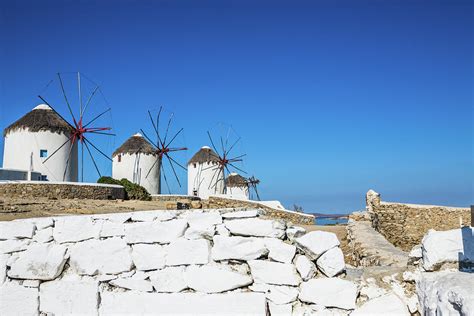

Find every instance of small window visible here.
[40,175,47,181]
[118,154,122,162]
[193,163,196,168]
[40,149,48,158]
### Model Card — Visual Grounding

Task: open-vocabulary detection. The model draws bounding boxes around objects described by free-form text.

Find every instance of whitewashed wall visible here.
[112,153,160,194]
[3,130,77,182]
[187,161,224,199]
[226,186,250,200]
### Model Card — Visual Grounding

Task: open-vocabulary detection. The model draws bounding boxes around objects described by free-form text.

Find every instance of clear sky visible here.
[0,0,472,213]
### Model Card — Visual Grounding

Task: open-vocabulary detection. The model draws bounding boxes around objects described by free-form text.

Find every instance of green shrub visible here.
[97,176,151,201]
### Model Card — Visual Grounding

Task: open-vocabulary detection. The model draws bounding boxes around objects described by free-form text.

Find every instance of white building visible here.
[112,133,160,194]
[187,146,223,199]
[2,104,78,182]
[225,173,250,200]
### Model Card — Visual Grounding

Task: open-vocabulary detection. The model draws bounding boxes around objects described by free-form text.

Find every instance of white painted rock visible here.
[294,255,317,281]
[316,247,345,277]
[416,271,474,316]
[299,278,358,310]
[0,239,30,254]
[186,211,222,227]
[295,231,340,260]
[110,277,153,292]
[266,284,299,305]
[131,244,166,271]
[8,243,67,280]
[352,294,409,316]
[0,283,38,315]
[185,265,253,293]
[264,238,296,263]
[421,227,474,271]
[215,224,230,236]
[22,280,40,288]
[224,218,286,238]
[269,302,293,315]
[248,260,301,286]
[148,266,188,292]
[40,279,99,315]
[69,237,133,275]
[0,254,8,285]
[184,225,215,240]
[286,225,306,242]
[99,220,125,237]
[166,239,210,266]
[131,211,160,222]
[31,218,54,230]
[53,216,100,243]
[33,227,53,243]
[212,236,268,261]
[409,244,422,259]
[124,219,188,244]
[0,220,35,240]
[221,210,260,219]
[99,291,267,315]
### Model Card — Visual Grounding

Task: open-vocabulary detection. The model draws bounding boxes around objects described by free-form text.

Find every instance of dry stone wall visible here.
[365,190,471,251]
[206,196,315,225]
[0,207,415,315]
[0,182,125,200]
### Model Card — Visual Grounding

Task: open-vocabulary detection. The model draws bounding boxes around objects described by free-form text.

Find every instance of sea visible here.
[315,217,349,226]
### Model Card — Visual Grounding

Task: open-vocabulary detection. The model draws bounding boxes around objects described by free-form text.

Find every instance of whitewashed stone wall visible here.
[1,208,416,315]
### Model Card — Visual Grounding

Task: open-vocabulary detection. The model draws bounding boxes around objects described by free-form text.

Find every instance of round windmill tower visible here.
[225,173,250,200]
[3,104,78,181]
[112,133,159,194]
[187,146,223,198]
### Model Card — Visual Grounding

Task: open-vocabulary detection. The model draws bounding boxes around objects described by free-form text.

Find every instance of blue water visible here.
[315,218,348,226]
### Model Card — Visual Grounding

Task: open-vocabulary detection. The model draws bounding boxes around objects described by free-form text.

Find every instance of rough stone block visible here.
[185,265,253,293]
[224,218,286,238]
[248,260,301,286]
[166,239,210,266]
[212,236,268,261]
[295,231,340,260]
[0,283,38,315]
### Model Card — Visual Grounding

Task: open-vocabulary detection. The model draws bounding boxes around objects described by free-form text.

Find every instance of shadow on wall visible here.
[459,225,474,272]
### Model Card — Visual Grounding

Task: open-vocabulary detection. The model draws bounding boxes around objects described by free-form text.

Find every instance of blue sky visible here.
[0,0,472,213]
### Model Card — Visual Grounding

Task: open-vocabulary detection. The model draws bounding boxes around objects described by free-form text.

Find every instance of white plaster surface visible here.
[212,235,268,261]
[295,231,340,260]
[8,243,67,280]
[299,278,358,310]
[224,218,286,238]
[166,238,210,266]
[100,291,267,315]
[40,279,99,315]
[68,237,133,275]
[248,260,301,286]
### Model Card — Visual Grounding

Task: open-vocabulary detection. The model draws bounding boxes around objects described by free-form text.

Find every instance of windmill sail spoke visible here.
[161,163,171,194]
[226,137,241,156]
[207,131,220,156]
[207,167,221,190]
[84,140,101,177]
[165,155,181,187]
[62,136,76,181]
[228,162,247,174]
[145,158,159,179]
[42,135,73,164]
[166,154,187,171]
[83,108,111,128]
[229,153,246,161]
[82,85,100,120]
[57,73,78,126]
[166,128,183,148]
[83,137,113,161]
[38,95,72,127]
[78,72,83,119]
[220,136,225,155]
[148,110,163,146]
[88,131,116,136]
[140,129,158,149]
[163,113,174,145]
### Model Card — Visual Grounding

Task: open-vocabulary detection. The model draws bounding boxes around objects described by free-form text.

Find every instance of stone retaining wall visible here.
[0,181,125,200]
[365,190,471,251]
[206,196,315,225]
[0,208,354,315]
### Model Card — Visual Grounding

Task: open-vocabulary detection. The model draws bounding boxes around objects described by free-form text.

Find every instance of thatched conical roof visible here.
[226,173,248,187]
[188,146,220,165]
[113,133,156,157]
[3,104,74,137]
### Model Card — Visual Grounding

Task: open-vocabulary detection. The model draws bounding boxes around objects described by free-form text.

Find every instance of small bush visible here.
[97,176,151,201]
